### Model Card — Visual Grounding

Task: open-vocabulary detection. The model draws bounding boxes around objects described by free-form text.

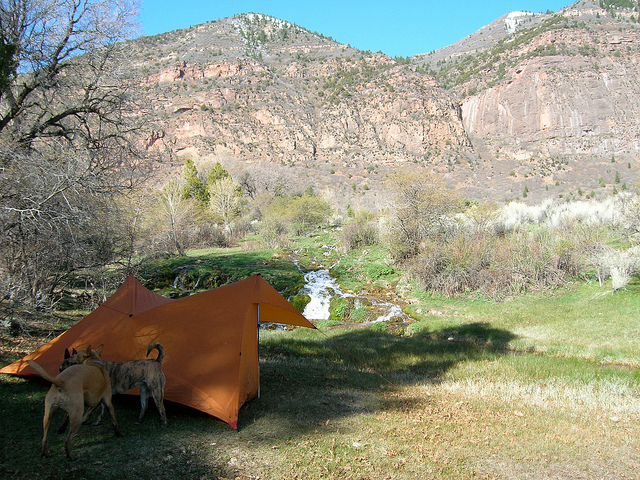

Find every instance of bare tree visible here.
[0,0,142,305]
[209,176,243,230]
[157,180,197,257]
[0,0,139,144]
[382,169,464,259]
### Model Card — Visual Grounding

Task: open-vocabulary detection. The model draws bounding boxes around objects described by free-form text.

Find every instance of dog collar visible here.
[91,360,103,365]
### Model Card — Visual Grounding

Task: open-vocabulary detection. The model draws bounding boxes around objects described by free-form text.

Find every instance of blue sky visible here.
[139,1,571,57]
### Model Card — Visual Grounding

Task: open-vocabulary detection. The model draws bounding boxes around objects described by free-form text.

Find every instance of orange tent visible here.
[0,274,315,428]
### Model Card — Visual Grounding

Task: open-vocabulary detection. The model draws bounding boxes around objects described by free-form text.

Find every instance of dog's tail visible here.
[147,342,165,364]
[27,360,64,388]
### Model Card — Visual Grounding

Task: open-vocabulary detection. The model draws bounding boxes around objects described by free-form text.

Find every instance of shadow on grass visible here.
[0,322,515,478]
[241,322,516,433]
[0,377,240,480]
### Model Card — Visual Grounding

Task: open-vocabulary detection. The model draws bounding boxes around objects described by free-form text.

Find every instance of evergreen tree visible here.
[183,159,208,205]
[207,162,231,188]
[0,40,17,98]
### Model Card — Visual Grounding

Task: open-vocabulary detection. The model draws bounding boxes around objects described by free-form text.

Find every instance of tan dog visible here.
[60,342,168,427]
[27,345,122,460]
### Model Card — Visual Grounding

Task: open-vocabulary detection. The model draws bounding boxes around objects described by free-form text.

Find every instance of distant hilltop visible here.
[120,0,639,205]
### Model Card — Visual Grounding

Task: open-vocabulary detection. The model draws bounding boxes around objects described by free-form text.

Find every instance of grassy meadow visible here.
[1,235,640,479]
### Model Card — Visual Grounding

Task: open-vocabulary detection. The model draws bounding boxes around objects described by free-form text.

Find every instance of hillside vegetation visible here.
[2,226,640,479]
[2,2,640,476]
[4,0,640,306]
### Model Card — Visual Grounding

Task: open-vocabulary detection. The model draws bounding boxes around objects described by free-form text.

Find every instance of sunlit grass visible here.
[3,235,640,478]
[438,376,640,414]
[406,278,640,367]
[331,245,399,292]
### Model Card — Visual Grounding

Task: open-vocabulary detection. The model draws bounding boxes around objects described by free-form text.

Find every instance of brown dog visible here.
[27,345,122,460]
[60,342,168,427]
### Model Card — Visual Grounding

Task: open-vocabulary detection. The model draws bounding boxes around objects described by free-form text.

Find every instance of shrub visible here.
[329,297,349,321]
[382,169,464,258]
[397,197,632,299]
[600,248,640,292]
[407,227,576,299]
[257,217,289,249]
[260,193,332,238]
[342,213,379,252]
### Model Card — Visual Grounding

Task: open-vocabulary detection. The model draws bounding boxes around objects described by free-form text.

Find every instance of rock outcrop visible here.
[121,1,640,204]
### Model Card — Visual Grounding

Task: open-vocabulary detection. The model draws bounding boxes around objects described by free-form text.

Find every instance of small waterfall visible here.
[171,266,202,292]
[301,269,350,320]
[299,268,409,325]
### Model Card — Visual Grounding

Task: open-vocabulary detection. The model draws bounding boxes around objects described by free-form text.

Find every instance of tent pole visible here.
[257,303,260,399]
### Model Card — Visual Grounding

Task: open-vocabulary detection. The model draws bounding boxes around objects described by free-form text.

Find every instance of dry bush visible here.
[382,169,464,258]
[600,248,640,292]
[257,217,290,249]
[407,227,582,299]
[387,191,633,298]
[497,197,626,233]
[341,212,378,252]
[190,224,233,248]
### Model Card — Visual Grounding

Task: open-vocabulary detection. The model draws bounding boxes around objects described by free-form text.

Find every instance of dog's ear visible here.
[95,344,104,356]
[86,345,92,355]
[64,348,70,359]
[72,348,78,355]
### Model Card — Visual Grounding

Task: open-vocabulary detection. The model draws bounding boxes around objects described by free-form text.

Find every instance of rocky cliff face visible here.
[123,1,640,205]
[417,0,640,201]
[121,14,472,209]
[460,16,640,155]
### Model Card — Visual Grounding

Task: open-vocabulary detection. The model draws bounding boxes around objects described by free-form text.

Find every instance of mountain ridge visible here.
[121,1,640,207]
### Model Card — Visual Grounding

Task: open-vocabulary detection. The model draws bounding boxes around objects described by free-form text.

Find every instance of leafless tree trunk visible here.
[157,181,198,257]
[0,0,143,305]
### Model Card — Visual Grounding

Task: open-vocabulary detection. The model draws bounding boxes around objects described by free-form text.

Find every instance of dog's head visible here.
[59,348,77,372]
[60,344,104,371]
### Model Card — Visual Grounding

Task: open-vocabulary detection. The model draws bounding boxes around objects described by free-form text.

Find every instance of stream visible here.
[168,255,409,326]
[300,269,345,320]
[298,268,409,326]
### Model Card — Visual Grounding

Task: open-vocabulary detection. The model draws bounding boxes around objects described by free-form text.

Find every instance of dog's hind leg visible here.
[82,403,102,424]
[151,389,168,427]
[41,402,58,457]
[64,410,83,460]
[89,403,105,425]
[57,413,69,434]
[102,398,123,438]
[59,404,100,432]
[135,384,150,424]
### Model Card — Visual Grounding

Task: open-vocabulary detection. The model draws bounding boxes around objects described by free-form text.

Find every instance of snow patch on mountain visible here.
[504,11,536,34]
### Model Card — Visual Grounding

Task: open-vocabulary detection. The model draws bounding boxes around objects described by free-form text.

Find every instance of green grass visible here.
[2,242,640,478]
[330,245,398,292]
[406,278,640,367]
[283,230,342,270]
[140,245,305,297]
